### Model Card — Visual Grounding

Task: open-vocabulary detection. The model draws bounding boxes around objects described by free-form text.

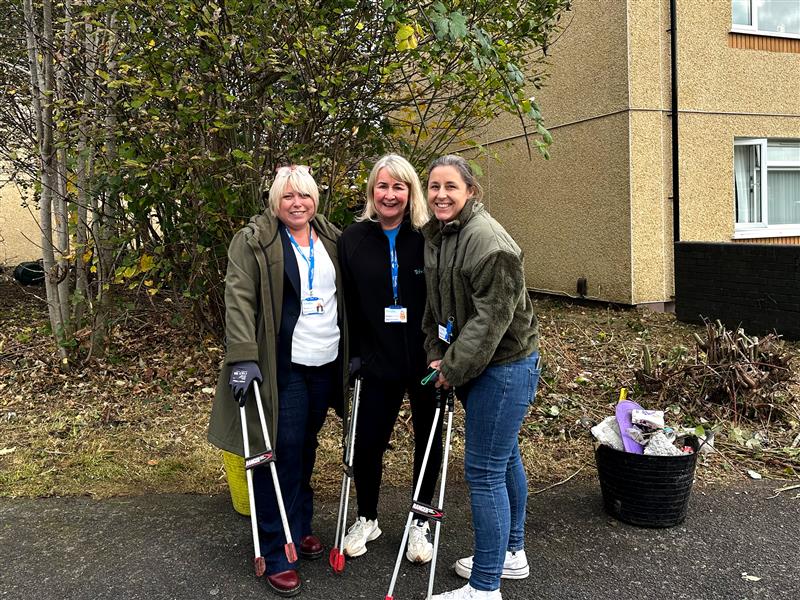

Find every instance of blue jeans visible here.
[252,362,332,575]
[462,352,540,591]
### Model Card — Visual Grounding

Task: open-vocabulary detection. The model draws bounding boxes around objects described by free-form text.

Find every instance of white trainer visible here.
[405,520,433,564]
[342,516,382,557]
[431,583,501,600]
[453,550,529,580]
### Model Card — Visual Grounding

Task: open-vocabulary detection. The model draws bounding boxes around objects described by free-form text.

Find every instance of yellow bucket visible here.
[222,450,250,516]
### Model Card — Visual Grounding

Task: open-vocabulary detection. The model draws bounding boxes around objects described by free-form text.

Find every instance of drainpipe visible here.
[670,0,680,242]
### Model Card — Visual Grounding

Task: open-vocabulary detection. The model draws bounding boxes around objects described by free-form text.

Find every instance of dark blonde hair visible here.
[427,154,484,202]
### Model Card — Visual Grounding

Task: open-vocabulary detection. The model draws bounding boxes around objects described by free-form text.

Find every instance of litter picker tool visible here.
[329,376,363,573]
[385,386,456,600]
[240,383,297,577]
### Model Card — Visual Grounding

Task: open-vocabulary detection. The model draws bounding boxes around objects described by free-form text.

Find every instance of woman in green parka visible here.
[208,165,347,597]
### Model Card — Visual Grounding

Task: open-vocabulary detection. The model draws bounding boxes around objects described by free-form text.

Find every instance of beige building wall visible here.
[485,116,632,303]
[678,1,800,115]
[475,0,635,303]
[675,1,800,243]
[679,113,800,242]
[482,0,799,305]
[0,182,40,266]
[627,0,674,304]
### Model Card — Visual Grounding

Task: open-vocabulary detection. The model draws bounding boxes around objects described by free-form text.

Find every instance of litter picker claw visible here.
[329,376,363,573]
[385,386,455,600]
[240,384,297,577]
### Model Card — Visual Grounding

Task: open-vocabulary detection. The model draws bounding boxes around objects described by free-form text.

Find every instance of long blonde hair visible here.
[359,154,429,229]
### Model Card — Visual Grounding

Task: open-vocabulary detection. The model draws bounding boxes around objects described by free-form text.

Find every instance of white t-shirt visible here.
[290,237,340,366]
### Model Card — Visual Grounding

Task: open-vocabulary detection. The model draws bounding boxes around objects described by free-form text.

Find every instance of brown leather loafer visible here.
[299,534,323,560]
[265,569,302,597]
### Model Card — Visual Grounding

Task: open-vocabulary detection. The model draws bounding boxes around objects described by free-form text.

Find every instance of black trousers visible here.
[353,375,444,520]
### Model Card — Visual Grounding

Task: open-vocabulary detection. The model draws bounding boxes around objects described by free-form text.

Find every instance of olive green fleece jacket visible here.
[207,212,348,456]
[421,199,539,387]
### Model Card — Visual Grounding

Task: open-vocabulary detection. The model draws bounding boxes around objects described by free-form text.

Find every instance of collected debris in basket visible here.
[592,389,702,528]
[591,389,697,457]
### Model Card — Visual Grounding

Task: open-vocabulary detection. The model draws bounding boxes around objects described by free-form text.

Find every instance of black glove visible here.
[229,361,263,407]
[348,357,361,385]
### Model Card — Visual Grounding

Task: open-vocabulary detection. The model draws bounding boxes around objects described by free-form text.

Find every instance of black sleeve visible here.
[338,231,363,361]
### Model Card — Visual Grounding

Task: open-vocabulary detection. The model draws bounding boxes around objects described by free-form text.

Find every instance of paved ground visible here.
[1,479,798,600]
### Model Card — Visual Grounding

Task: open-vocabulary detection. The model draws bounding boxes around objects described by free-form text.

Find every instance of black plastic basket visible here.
[13,260,45,286]
[595,436,699,528]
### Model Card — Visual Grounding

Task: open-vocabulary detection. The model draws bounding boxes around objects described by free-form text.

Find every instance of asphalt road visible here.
[1,479,798,600]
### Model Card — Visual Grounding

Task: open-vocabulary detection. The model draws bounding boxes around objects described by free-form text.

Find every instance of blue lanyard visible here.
[389,242,399,305]
[286,225,314,295]
[384,226,400,305]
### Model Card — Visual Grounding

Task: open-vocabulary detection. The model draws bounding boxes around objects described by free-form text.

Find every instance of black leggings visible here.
[353,375,444,520]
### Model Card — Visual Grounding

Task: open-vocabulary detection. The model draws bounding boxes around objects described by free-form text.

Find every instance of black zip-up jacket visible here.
[338,219,428,381]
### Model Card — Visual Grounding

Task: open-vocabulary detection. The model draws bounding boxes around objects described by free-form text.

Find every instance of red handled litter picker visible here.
[240,384,297,576]
[385,386,456,600]
[329,376,363,573]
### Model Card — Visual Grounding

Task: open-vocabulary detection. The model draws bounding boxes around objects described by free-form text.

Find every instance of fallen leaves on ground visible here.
[1,277,798,499]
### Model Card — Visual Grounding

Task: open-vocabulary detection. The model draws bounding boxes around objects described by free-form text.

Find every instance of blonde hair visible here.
[267,166,320,217]
[359,154,429,229]
[427,154,484,202]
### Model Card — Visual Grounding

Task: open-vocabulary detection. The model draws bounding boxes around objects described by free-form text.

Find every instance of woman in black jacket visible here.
[337,154,442,564]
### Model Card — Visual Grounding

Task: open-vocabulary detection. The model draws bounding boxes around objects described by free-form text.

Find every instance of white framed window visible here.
[731,0,800,39]
[734,138,800,238]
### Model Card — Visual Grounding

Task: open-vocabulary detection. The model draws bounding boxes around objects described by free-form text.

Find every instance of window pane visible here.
[733,0,752,25]
[767,169,800,225]
[755,0,800,35]
[734,144,763,223]
[768,143,800,163]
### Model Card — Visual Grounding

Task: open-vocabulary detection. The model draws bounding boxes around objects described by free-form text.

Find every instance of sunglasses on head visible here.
[275,164,312,177]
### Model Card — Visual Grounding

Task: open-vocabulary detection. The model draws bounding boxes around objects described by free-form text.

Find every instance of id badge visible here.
[438,323,451,344]
[384,306,408,323]
[302,296,324,315]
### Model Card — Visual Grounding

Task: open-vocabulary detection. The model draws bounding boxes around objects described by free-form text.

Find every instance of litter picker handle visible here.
[426,388,456,599]
[330,376,362,573]
[421,366,439,386]
[239,403,266,577]
[385,386,445,600]
[252,384,297,563]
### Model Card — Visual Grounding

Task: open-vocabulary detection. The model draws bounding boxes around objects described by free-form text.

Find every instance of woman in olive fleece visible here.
[208,165,347,597]
[422,155,541,600]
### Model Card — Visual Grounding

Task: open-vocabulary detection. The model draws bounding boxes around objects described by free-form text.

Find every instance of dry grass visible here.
[1,276,798,499]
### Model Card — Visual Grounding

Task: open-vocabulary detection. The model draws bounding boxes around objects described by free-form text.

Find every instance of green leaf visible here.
[449,12,468,39]
[231,149,251,162]
[433,16,450,40]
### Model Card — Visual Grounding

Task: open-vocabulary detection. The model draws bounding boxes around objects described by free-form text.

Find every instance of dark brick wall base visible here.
[675,242,800,340]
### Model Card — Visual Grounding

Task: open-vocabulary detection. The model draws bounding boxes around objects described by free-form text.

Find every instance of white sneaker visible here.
[453,550,529,580]
[431,583,501,600]
[405,520,433,563]
[342,516,381,557]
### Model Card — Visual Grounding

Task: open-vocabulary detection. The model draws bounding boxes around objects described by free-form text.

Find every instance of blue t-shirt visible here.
[383,223,400,250]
